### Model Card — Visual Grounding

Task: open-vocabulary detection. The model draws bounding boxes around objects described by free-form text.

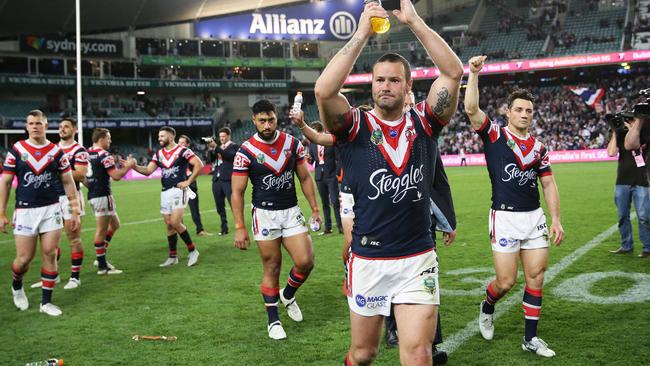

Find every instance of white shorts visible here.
[160,187,189,215]
[252,205,308,241]
[59,191,85,221]
[13,203,64,236]
[489,208,549,253]
[88,195,117,217]
[340,192,355,219]
[346,249,440,317]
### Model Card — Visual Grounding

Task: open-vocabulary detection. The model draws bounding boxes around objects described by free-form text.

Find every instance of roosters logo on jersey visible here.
[23,171,53,188]
[262,170,293,191]
[161,165,180,179]
[502,163,538,187]
[368,164,424,203]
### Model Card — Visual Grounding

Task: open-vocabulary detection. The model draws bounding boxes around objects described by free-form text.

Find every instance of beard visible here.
[257,129,276,141]
[374,94,404,113]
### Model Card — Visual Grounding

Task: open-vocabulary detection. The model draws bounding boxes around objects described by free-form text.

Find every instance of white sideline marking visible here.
[440,220,621,354]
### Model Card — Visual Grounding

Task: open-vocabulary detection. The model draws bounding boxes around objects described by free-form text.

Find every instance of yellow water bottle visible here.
[365,0,390,34]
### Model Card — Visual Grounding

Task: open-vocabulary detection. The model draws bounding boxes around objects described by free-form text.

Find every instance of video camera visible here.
[605,112,634,132]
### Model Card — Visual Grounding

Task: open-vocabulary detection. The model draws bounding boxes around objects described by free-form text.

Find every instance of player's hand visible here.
[290,109,306,128]
[393,0,420,25]
[357,1,389,38]
[0,213,8,233]
[311,211,322,228]
[442,230,456,246]
[70,210,80,231]
[234,227,250,250]
[469,55,487,74]
[549,222,564,246]
[176,180,191,190]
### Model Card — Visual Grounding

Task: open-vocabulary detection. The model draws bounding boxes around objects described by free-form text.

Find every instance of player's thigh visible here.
[349,311,384,353]
[94,215,111,235]
[282,232,314,267]
[256,238,283,264]
[14,235,38,262]
[394,303,437,350]
[492,251,519,283]
[520,247,549,283]
[170,208,185,225]
[39,229,62,255]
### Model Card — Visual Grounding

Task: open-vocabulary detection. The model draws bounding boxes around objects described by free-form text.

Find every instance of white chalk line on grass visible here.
[440,218,624,355]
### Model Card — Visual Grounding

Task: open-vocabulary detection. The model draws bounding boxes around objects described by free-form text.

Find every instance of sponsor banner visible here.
[195,0,363,41]
[441,149,616,167]
[0,74,290,90]
[141,55,325,68]
[20,35,123,57]
[7,118,213,129]
[345,50,650,84]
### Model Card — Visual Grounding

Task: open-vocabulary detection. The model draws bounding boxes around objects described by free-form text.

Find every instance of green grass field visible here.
[1,161,649,365]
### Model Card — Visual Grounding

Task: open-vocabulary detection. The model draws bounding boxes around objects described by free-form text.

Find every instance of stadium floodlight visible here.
[137,91,146,95]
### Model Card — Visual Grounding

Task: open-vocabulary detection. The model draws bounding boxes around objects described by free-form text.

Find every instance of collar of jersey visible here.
[253,131,279,145]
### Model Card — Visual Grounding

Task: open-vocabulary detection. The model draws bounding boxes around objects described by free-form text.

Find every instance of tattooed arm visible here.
[393,0,463,121]
[314,2,388,133]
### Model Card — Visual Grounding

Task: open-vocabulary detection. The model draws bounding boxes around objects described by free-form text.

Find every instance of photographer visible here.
[609,112,650,258]
[206,127,239,235]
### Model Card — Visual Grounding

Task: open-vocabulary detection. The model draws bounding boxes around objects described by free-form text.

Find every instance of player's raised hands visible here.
[358,1,389,38]
[234,227,250,250]
[393,0,420,25]
[289,109,306,128]
[469,55,487,74]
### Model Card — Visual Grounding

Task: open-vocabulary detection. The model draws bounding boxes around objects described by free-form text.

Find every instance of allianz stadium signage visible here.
[195,0,363,41]
[6,118,213,129]
[20,35,123,57]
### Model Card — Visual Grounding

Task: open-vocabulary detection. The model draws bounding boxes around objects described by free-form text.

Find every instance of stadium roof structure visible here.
[0,0,304,38]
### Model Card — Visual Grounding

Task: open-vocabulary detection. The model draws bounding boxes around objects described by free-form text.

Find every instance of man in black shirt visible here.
[207,127,239,235]
[178,135,210,237]
[609,126,650,257]
[307,122,342,234]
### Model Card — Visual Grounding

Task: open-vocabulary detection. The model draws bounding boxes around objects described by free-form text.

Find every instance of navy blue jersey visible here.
[233,131,306,210]
[3,140,71,208]
[334,101,447,259]
[54,142,88,195]
[475,116,552,212]
[151,145,196,191]
[86,147,116,199]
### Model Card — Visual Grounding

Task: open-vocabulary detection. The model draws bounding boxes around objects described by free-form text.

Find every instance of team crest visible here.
[423,276,437,294]
[256,154,265,164]
[370,129,383,146]
[284,149,292,158]
[405,126,417,142]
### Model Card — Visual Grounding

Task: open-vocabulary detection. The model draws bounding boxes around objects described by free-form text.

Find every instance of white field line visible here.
[440,219,622,354]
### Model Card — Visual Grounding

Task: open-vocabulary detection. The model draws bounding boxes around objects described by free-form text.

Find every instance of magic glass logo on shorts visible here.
[355,294,388,309]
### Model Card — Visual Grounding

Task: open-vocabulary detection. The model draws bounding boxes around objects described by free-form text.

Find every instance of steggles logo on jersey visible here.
[502,163,538,187]
[23,171,53,188]
[161,165,180,179]
[262,170,293,191]
[368,164,425,204]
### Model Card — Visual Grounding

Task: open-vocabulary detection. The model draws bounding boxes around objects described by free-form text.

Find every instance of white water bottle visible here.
[309,217,320,232]
[25,358,63,366]
[292,91,303,114]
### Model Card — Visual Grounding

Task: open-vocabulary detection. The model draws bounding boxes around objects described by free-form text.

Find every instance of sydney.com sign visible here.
[20,35,123,57]
[195,0,363,41]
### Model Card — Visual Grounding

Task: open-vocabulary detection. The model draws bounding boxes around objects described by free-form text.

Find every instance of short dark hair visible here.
[92,128,110,143]
[508,89,536,109]
[218,127,232,136]
[252,99,277,115]
[60,116,77,128]
[178,134,191,144]
[373,53,412,83]
[27,109,47,121]
[159,126,176,136]
[311,121,324,133]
